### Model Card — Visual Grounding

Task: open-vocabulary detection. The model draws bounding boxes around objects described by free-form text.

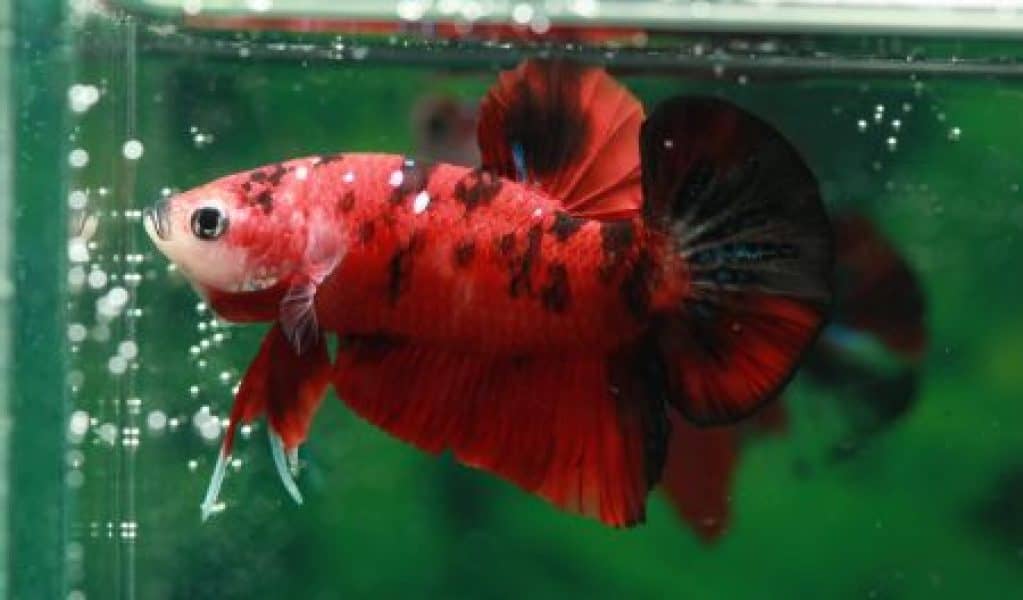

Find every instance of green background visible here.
[8,2,1023,599]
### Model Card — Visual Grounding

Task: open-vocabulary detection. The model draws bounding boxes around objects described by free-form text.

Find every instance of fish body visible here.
[145,60,832,527]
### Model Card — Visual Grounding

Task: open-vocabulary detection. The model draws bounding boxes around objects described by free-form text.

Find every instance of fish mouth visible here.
[143,199,171,241]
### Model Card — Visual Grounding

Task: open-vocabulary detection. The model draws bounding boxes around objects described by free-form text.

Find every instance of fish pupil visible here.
[191,207,228,241]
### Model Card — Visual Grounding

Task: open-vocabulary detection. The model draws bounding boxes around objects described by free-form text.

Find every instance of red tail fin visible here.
[659,410,738,542]
[640,97,832,425]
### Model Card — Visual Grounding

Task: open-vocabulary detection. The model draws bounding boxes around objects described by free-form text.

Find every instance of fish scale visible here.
[310,154,659,353]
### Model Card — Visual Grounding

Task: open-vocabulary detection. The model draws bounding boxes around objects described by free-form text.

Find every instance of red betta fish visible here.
[143,60,832,526]
[660,212,927,541]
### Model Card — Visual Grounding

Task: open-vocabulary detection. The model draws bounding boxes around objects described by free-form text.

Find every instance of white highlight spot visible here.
[388,170,404,187]
[147,410,167,431]
[69,148,89,168]
[118,340,138,360]
[246,0,272,12]
[294,165,308,180]
[342,170,355,183]
[412,190,430,214]
[67,323,87,342]
[68,189,88,210]
[87,269,108,290]
[396,0,428,20]
[107,355,128,375]
[122,139,144,160]
[512,3,534,24]
[69,410,90,437]
[182,0,202,15]
[68,84,100,113]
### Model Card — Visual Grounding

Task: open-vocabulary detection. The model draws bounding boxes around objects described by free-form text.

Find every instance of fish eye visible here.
[190,206,228,241]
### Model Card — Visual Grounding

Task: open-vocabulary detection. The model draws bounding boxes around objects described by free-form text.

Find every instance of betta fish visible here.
[143,60,832,526]
[660,212,927,541]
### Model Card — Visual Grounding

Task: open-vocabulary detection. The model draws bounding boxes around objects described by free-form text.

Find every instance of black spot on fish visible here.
[454,168,503,212]
[338,190,355,213]
[497,233,516,257]
[317,153,345,166]
[620,251,653,320]
[266,163,289,186]
[509,225,542,298]
[599,221,636,281]
[253,189,273,214]
[389,157,435,205]
[338,331,404,363]
[540,262,571,313]
[453,240,476,268]
[386,233,423,305]
[551,211,584,242]
[358,221,375,244]
[249,170,267,183]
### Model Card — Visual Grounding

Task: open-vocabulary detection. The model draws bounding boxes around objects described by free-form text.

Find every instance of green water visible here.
[8,2,1023,599]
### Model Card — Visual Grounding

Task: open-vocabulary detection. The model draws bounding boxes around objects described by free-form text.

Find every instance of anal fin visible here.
[333,336,667,527]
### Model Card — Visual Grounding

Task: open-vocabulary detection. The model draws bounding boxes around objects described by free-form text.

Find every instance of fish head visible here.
[143,170,308,295]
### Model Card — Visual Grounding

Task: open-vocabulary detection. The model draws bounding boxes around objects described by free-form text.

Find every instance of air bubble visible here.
[246,0,272,12]
[856,119,867,132]
[396,0,428,20]
[886,136,898,151]
[87,269,108,290]
[108,355,128,375]
[182,0,202,15]
[948,127,962,142]
[68,410,90,437]
[68,189,88,210]
[122,139,144,160]
[118,340,138,360]
[97,423,118,445]
[147,410,168,431]
[512,3,534,23]
[67,323,87,343]
[67,84,100,113]
[187,459,198,471]
[68,148,89,168]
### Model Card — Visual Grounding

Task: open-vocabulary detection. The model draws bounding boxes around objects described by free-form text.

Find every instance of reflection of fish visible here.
[660,212,927,541]
[144,60,831,526]
[411,95,480,167]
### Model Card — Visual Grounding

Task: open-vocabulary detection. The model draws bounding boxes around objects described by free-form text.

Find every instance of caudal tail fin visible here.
[640,97,833,425]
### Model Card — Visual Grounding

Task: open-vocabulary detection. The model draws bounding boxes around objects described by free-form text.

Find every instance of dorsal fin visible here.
[477,60,644,220]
